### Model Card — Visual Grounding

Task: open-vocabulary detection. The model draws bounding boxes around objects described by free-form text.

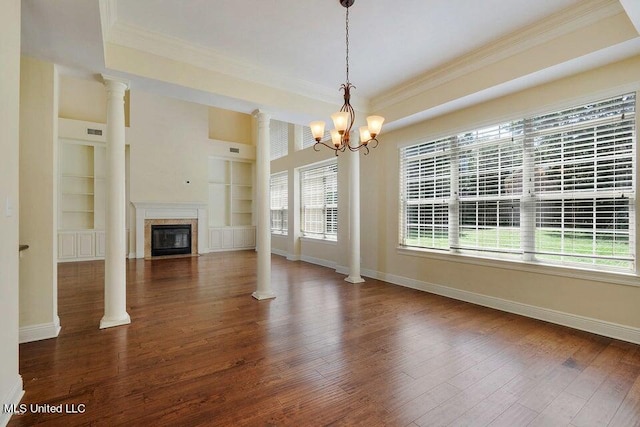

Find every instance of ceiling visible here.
[19,0,640,129]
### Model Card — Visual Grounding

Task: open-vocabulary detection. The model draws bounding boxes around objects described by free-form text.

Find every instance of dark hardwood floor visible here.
[10,251,640,426]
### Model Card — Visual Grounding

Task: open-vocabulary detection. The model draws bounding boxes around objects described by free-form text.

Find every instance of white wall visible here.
[0,0,24,424]
[19,57,60,341]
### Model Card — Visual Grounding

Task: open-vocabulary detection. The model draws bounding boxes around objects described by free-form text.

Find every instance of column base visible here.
[99,313,131,329]
[252,291,276,301]
[345,275,365,284]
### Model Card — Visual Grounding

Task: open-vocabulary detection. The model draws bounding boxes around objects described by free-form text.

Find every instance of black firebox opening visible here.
[151,224,192,257]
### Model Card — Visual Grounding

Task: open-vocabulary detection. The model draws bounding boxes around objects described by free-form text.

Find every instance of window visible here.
[400,93,636,271]
[301,162,338,239]
[270,120,289,160]
[270,172,288,235]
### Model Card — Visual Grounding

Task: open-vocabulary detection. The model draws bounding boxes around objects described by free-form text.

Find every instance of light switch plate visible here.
[5,196,13,217]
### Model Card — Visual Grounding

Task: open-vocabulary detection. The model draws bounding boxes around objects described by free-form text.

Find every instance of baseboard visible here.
[271,248,288,258]
[300,255,336,270]
[286,254,300,261]
[207,247,256,253]
[0,375,24,427]
[19,317,61,344]
[368,270,640,345]
[335,265,348,275]
[128,252,136,259]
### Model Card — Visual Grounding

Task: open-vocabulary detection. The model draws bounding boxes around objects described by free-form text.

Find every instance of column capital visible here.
[101,74,130,92]
[252,109,271,122]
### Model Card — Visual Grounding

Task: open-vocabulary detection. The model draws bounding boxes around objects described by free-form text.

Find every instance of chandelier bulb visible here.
[330,129,342,148]
[366,115,385,138]
[309,121,326,142]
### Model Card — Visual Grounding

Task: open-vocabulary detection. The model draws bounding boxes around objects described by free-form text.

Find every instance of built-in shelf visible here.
[207,157,255,248]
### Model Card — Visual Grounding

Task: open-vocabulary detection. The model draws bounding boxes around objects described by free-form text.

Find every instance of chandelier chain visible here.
[345,5,350,84]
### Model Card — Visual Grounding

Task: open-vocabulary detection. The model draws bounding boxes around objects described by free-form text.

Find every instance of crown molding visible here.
[98,0,118,51]
[620,0,640,34]
[107,21,370,112]
[372,0,625,112]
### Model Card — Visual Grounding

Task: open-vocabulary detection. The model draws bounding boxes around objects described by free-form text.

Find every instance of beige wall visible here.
[371,55,640,330]
[59,75,130,126]
[0,0,23,420]
[19,57,59,330]
[55,76,256,257]
[266,55,640,338]
[59,76,106,123]
[208,107,252,144]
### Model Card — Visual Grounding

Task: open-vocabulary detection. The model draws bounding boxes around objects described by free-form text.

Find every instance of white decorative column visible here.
[252,110,275,300]
[345,148,364,283]
[100,75,131,328]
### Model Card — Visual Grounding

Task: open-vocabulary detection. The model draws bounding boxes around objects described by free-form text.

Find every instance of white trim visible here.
[107,21,367,111]
[132,202,207,258]
[369,270,640,345]
[299,236,337,245]
[620,0,640,33]
[98,0,118,52]
[292,258,640,344]
[100,314,131,329]
[271,248,288,258]
[394,84,640,152]
[300,255,336,270]
[372,0,624,111]
[58,256,104,263]
[397,247,640,288]
[208,247,254,253]
[0,375,24,427]
[286,254,301,262]
[335,265,348,275]
[19,317,61,344]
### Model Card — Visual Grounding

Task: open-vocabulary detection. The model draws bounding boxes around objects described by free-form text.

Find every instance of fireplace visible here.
[132,202,206,259]
[151,224,192,257]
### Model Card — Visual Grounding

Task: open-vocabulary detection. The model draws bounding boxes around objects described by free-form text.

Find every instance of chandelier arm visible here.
[346,141,370,155]
[313,141,339,153]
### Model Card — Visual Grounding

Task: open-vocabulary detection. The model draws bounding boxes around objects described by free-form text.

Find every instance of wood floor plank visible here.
[8,252,640,427]
[572,359,640,427]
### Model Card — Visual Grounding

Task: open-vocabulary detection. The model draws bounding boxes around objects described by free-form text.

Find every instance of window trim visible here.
[397,245,640,288]
[398,92,637,274]
[269,171,288,236]
[299,160,338,241]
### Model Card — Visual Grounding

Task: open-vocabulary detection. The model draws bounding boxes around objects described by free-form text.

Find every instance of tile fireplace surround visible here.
[132,202,207,259]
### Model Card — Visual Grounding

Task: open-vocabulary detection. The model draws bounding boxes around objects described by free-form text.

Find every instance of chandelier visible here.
[310,0,385,155]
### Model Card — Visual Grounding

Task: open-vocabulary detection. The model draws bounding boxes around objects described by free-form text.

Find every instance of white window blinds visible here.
[270,120,289,160]
[457,122,524,253]
[400,136,451,250]
[301,162,338,239]
[400,93,636,271]
[529,94,635,268]
[270,172,288,235]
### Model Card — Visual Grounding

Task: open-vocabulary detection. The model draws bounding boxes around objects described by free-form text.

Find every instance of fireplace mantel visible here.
[132,202,207,259]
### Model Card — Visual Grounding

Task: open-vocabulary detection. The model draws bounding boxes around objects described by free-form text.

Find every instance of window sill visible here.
[396,246,640,288]
[300,236,337,245]
[271,232,288,237]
